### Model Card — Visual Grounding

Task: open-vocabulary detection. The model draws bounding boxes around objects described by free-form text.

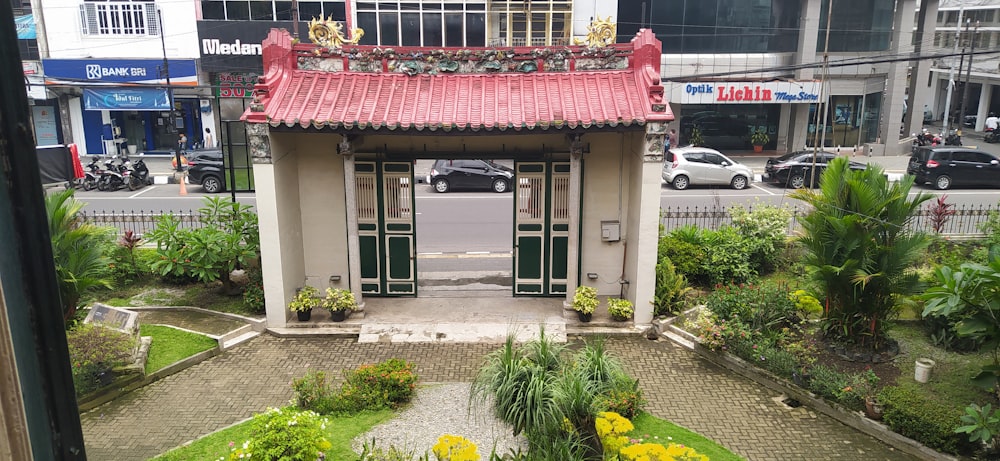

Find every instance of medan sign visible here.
[198,21,307,72]
[681,82,822,104]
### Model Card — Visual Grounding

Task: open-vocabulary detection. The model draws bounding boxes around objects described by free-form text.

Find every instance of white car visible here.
[662,146,753,190]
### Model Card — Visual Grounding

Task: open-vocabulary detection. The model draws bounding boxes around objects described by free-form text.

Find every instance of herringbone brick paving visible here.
[80,335,918,461]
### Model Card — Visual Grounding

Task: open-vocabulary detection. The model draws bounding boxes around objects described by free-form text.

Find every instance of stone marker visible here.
[84,303,139,335]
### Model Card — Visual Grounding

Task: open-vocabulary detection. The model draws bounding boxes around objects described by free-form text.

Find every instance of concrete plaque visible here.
[84,303,139,335]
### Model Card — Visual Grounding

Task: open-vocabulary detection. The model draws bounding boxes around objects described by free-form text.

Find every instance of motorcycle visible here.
[912,130,941,151]
[82,156,103,191]
[944,130,962,146]
[97,157,127,191]
[986,128,999,144]
[124,156,151,191]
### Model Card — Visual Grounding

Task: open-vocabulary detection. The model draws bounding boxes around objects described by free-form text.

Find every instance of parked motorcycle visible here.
[82,156,103,191]
[124,156,151,191]
[97,157,127,191]
[944,130,962,146]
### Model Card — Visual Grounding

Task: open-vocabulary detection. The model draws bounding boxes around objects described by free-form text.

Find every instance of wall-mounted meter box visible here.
[600,220,620,242]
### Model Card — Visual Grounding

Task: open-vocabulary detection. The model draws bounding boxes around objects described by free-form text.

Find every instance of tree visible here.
[45,189,113,322]
[791,157,932,350]
[147,197,259,294]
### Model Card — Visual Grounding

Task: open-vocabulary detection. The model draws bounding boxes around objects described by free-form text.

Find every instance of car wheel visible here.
[730,175,749,190]
[492,178,509,193]
[935,175,952,190]
[202,175,223,193]
[672,175,690,190]
[433,178,450,193]
[789,174,806,189]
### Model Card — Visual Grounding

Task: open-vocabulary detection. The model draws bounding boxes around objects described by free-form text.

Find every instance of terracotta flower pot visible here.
[864,398,883,421]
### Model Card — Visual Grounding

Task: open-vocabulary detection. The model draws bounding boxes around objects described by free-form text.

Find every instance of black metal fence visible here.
[660,204,1000,237]
[79,210,207,238]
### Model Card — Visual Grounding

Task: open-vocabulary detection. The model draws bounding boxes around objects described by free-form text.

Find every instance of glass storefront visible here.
[616,0,801,53]
[678,104,780,151]
[806,92,882,148]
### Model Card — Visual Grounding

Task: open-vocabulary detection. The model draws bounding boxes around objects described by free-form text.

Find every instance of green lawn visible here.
[100,279,253,315]
[150,408,394,461]
[890,322,994,408]
[631,413,745,461]
[140,324,218,374]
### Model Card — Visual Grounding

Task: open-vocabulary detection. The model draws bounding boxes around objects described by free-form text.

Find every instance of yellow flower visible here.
[431,434,480,461]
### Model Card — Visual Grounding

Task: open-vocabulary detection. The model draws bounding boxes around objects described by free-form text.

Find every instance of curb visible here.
[658,313,956,461]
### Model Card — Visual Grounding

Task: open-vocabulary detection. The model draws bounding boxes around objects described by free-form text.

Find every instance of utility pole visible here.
[158,8,182,172]
[959,20,979,136]
[810,0,834,183]
[943,8,965,135]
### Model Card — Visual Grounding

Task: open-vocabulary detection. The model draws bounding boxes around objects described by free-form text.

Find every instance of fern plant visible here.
[652,257,691,317]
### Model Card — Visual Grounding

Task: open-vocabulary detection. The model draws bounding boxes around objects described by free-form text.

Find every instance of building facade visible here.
[617,0,930,155]
[927,0,1000,133]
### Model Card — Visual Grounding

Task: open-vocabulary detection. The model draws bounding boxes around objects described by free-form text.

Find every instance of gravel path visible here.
[354,383,527,458]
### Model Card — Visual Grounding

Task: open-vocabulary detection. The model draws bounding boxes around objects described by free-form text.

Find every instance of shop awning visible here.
[244,28,673,132]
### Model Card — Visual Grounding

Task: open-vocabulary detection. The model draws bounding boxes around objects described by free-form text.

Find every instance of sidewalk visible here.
[78,306,917,461]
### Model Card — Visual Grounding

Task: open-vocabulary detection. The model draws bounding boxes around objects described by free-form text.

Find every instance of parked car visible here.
[763,151,867,188]
[426,159,514,193]
[661,147,753,190]
[186,149,226,193]
[908,146,1000,190]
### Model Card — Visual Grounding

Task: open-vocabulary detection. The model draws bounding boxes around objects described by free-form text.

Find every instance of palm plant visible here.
[790,158,932,349]
[46,189,113,323]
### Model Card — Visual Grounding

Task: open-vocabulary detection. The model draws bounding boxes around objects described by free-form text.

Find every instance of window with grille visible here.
[489,0,571,47]
[199,0,343,21]
[79,0,158,36]
[356,1,486,47]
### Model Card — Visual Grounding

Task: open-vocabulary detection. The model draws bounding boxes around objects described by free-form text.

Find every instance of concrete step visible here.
[221,330,260,350]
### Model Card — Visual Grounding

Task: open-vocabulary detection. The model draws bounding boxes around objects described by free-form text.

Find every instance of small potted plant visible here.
[322,287,357,322]
[688,126,705,147]
[750,128,769,152]
[573,285,598,322]
[845,368,882,420]
[607,298,634,321]
[289,286,321,321]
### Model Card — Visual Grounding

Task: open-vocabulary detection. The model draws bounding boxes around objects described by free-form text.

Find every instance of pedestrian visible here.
[203,127,215,149]
[668,129,679,149]
[986,113,999,132]
[178,133,188,151]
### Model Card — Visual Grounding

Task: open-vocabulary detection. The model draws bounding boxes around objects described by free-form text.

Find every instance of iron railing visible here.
[79,210,206,239]
[660,203,1000,237]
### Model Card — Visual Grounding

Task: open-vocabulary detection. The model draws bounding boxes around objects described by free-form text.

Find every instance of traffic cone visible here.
[179,172,187,196]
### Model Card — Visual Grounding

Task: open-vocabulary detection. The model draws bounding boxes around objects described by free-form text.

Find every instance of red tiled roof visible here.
[244,29,673,132]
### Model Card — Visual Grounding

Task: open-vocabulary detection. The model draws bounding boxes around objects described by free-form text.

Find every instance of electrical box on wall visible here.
[600,220,620,242]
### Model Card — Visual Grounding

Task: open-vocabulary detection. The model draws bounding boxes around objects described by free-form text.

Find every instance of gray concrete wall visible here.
[296,134,350,292]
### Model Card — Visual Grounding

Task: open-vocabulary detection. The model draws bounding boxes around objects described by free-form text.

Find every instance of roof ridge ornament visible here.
[308,16,363,49]
[574,16,616,48]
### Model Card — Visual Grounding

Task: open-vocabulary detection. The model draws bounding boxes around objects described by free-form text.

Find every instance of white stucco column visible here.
[633,123,667,325]
[905,0,939,135]
[339,137,364,307]
[976,84,992,132]
[788,0,820,152]
[247,123,290,327]
[563,135,584,310]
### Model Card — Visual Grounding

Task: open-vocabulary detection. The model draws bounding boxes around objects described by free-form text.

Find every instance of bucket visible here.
[127,145,137,155]
[914,358,935,383]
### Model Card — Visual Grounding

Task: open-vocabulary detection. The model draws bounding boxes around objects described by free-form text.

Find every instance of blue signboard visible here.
[16,15,35,39]
[43,59,197,85]
[83,88,171,111]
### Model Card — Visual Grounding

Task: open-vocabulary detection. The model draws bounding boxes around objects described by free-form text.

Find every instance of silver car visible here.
[662,147,754,190]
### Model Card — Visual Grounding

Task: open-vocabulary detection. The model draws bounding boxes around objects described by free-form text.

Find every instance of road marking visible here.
[128,186,157,198]
[466,251,491,254]
[751,184,776,195]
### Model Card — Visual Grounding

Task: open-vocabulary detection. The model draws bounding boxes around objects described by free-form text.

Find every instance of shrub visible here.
[343,358,417,410]
[880,385,976,455]
[728,336,799,380]
[659,238,704,280]
[292,370,337,414]
[705,282,798,333]
[730,203,792,273]
[432,434,479,461]
[652,257,691,317]
[595,411,633,457]
[700,227,754,285]
[67,323,137,396]
[807,365,853,402]
[598,377,646,419]
[47,189,114,322]
[244,407,332,461]
[242,265,265,314]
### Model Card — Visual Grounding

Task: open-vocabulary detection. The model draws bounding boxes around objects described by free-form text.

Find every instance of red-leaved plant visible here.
[929,195,956,234]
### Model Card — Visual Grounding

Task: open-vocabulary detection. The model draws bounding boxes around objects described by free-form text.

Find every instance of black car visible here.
[908,146,1000,190]
[186,149,226,193]
[763,151,868,188]
[426,159,514,193]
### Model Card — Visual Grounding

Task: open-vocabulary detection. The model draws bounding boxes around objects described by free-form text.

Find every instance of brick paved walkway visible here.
[80,335,917,461]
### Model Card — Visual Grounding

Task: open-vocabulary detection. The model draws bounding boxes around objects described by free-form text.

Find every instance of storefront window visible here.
[679,104,780,151]
[806,93,882,148]
[616,0,800,53]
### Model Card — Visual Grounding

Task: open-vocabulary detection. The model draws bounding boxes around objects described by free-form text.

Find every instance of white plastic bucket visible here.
[915,358,935,383]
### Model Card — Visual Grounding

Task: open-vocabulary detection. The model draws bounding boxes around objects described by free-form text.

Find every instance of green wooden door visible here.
[356,161,416,296]
[513,161,570,296]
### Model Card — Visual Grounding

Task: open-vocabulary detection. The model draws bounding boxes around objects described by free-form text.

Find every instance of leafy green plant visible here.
[956,403,1000,450]
[652,257,691,317]
[705,282,798,334]
[688,126,704,147]
[572,285,598,315]
[243,407,332,461]
[806,365,853,402]
[658,238,704,282]
[322,287,358,312]
[147,197,259,295]
[700,226,754,285]
[293,370,337,414]
[607,298,634,321]
[750,128,769,146]
[67,323,137,396]
[242,265,265,314]
[289,286,321,313]
[880,384,975,455]
[929,195,956,234]
[729,203,792,274]
[343,358,417,409]
[598,377,646,419]
[791,157,932,350]
[46,189,114,323]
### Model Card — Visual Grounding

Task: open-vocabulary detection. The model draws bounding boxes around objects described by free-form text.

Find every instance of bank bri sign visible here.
[42,58,198,85]
[680,82,822,104]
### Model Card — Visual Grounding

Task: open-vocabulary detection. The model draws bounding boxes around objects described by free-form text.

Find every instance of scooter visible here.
[97,157,127,191]
[124,155,151,191]
[944,130,962,146]
[986,128,999,144]
[82,156,103,191]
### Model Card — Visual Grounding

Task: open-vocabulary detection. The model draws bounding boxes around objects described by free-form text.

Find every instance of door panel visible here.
[355,160,416,296]
[513,161,571,296]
